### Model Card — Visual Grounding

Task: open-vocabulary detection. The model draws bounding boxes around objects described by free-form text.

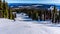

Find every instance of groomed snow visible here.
[0,13,60,34]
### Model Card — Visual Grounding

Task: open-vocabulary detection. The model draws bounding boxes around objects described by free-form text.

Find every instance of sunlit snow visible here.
[0,13,60,34]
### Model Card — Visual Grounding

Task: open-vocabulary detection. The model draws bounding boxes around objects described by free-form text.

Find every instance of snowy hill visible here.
[0,13,60,34]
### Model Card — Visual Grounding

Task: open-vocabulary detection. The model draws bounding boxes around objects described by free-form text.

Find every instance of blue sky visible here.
[5,0,60,4]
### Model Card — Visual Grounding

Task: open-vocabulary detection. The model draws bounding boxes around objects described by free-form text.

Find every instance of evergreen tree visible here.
[52,6,57,23]
[32,10,38,20]
[0,0,3,18]
[3,0,9,18]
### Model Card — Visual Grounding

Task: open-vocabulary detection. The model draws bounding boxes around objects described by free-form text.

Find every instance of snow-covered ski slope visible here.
[0,13,60,34]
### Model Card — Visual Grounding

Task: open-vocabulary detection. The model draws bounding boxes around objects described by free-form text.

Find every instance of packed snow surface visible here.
[0,13,60,34]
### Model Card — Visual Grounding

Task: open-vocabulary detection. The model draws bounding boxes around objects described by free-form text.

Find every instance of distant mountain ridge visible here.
[8,3,60,9]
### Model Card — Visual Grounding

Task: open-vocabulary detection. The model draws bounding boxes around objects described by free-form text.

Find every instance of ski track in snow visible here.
[0,13,60,34]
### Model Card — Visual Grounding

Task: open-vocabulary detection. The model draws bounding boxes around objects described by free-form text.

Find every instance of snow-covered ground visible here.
[0,13,60,34]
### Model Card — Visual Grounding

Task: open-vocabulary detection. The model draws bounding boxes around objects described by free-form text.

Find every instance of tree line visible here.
[17,6,60,23]
[0,0,16,20]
